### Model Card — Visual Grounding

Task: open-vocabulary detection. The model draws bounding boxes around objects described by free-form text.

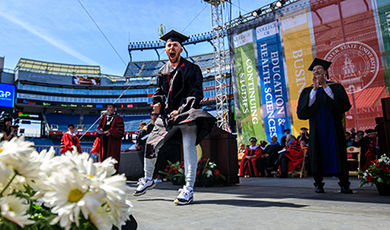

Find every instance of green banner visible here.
[377,0,390,91]
[233,30,266,146]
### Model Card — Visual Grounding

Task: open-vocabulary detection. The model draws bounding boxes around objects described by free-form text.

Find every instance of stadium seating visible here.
[46,113,81,131]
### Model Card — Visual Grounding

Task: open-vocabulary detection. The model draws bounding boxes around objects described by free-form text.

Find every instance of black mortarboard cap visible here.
[308,58,332,71]
[365,129,376,134]
[160,30,189,45]
[249,137,257,142]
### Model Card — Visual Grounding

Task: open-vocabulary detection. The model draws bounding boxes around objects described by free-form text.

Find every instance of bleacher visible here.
[26,138,56,146]
[124,61,165,77]
[45,113,151,133]
[82,115,100,131]
[122,114,151,131]
[46,113,81,131]
[123,52,229,78]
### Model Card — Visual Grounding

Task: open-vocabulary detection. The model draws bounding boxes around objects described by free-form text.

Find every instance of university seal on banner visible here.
[324,41,379,94]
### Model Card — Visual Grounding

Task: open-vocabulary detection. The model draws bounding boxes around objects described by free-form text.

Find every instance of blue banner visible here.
[256,21,291,143]
[0,83,15,108]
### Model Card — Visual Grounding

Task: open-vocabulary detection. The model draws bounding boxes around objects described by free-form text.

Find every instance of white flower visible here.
[99,174,133,228]
[1,175,28,196]
[95,157,118,177]
[0,137,40,178]
[89,205,115,230]
[0,160,12,185]
[206,169,213,178]
[209,162,216,168]
[42,170,100,230]
[31,147,56,166]
[0,195,34,228]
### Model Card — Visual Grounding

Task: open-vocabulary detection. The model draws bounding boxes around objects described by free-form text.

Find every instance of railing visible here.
[34,145,99,162]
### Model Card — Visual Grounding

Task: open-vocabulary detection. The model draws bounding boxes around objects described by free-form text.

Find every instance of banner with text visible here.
[233,30,266,145]
[311,0,386,130]
[280,9,311,135]
[256,21,291,143]
[376,0,390,91]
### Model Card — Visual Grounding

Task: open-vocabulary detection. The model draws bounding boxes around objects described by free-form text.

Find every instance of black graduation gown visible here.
[145,57,216,158]
[297,82,351,176]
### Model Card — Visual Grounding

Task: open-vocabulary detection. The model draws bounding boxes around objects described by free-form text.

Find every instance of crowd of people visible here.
[345,128,379,171]
[238,127,309,179]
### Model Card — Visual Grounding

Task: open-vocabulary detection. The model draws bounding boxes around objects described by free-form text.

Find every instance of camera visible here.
[0,112,19,133]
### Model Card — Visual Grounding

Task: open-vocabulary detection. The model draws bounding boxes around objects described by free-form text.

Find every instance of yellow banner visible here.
[281,9,311,135]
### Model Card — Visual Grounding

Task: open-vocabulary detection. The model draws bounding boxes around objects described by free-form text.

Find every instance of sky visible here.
[0,0,274,76]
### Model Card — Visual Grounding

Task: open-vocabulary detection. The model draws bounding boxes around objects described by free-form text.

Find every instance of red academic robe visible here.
[60,132,81,154]
[283,140,304,173]
[362,137,378,171]
[239,145,262,177]
[96,115,124,170]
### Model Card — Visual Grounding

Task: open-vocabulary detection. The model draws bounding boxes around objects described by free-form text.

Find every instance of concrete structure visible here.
[128,177,390,230]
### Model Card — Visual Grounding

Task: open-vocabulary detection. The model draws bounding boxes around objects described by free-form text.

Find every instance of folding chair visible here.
[347,146,361,177]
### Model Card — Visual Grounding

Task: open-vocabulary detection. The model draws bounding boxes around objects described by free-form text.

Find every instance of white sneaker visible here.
[132,178,155,196]
[154,178,162,183]
[173,186,193,205]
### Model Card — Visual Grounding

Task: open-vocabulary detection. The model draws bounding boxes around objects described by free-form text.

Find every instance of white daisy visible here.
[0,137,40,178]
[206,169,213,178]
[1,175,28,196]
[0,195,34,228]
[0,160,12,185]
[89,204,115,230]
[99,174,132,228]
[41,170,100,229]
[95,157,118,177]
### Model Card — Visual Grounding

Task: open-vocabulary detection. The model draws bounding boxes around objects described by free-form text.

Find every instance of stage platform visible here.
[127,177,390,230]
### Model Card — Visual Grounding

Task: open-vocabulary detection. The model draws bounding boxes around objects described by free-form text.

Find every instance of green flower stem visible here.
[0,172,17,197]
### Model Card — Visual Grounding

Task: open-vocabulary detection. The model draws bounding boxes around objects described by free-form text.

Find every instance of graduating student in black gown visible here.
[297,58,352,194]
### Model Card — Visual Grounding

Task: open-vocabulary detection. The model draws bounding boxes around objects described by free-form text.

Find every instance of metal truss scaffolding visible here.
[204,0,230,131]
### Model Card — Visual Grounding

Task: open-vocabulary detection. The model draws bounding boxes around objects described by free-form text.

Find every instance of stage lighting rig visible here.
[276,0,286,8]
[252,9,262,17]
[227,0,296,29]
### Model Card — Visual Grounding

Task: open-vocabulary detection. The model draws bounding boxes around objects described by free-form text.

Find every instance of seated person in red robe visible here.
[239,137,262,177]
[361,129,379,171]
[238,144,246,165]
[276,134,304,177]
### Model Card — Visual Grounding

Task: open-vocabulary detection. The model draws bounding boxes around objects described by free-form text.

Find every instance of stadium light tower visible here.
[204,0,230,132]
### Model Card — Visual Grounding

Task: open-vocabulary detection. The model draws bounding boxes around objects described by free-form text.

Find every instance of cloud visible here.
[0,12,99,65]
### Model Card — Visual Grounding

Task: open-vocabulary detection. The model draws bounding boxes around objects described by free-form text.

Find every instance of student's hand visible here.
[319,77,327,88]
[170,110,179,118]
[104,130,111,136]
[313,76,320,90]
[153,103,161,114]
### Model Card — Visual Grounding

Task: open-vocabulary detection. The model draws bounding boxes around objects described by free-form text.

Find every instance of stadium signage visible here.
[18,112,39,118]
[0,91,11,98]
[0,83,15,108]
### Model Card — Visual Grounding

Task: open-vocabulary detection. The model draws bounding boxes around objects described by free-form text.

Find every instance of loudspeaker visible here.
[119,151,144,180]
